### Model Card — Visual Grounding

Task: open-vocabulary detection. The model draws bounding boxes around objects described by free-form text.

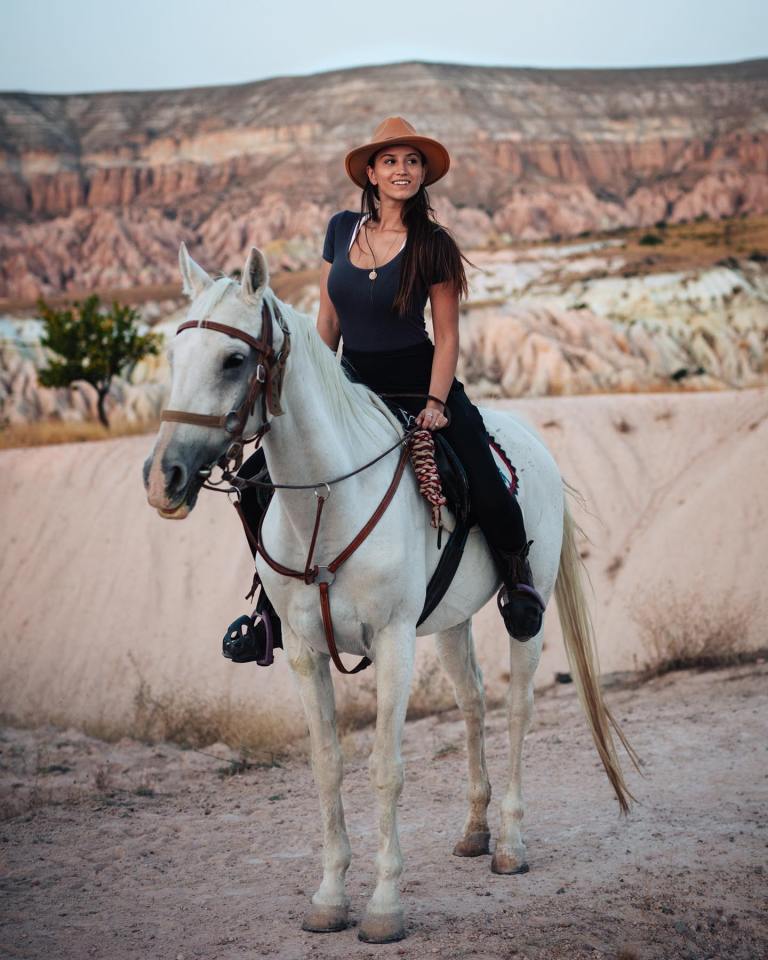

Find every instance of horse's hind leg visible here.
[436,620,492,857]
[492,630,543,875]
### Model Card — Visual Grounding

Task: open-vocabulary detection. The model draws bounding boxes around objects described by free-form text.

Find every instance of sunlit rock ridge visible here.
[1,58,767,297]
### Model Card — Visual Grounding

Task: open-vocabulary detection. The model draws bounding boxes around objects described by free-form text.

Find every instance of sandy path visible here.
[1,662,766,960]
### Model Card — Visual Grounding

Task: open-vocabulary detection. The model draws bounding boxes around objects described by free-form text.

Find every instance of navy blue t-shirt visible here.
[322,210,448,352]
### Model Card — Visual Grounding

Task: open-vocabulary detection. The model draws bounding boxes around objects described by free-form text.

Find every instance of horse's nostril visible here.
[167,463,188,495]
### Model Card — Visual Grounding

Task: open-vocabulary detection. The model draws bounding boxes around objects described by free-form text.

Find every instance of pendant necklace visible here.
[363,222,405,282]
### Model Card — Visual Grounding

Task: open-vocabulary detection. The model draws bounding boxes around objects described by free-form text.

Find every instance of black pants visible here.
[342,340,528,557]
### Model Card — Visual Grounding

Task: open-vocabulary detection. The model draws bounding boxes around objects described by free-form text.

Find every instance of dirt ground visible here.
[1,663,766,960]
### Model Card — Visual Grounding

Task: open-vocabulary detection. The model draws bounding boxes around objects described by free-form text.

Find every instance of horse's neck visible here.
[261,318,397,535]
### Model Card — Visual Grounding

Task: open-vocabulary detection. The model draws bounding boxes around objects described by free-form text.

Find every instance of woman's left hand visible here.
[416,404,448,431]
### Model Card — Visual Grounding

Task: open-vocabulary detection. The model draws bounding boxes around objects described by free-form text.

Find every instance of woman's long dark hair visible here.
[358,148,474,317]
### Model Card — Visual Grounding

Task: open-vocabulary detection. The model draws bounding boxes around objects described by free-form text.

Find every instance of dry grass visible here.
[0,418,159,449]
[632,590,762,679]
[0,781,85,821]
[124,653,458,756]
[566,214,768,280]
[0,652,462,784]
[93,763,115,794]
[128,670,301,761]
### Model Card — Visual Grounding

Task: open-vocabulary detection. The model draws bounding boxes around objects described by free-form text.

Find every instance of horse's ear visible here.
[241,247,269,304]
[178,242,212,299]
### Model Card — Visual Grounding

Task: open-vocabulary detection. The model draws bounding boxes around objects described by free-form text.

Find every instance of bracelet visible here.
[426,394,446,411]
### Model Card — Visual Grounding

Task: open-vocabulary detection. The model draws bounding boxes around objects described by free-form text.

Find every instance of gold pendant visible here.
[369,270,377,280]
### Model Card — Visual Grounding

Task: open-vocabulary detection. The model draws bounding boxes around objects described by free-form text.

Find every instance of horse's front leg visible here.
[359,622,416,944]
[282,626,352,932]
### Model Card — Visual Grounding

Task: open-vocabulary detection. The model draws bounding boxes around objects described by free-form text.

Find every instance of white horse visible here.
[144,244,636,944]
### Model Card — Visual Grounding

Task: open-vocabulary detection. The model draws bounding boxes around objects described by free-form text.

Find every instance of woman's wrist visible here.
[426,394,446,411]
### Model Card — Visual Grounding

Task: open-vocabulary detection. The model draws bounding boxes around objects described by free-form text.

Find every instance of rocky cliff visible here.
[3,245,766,427]
[1,59,767,298]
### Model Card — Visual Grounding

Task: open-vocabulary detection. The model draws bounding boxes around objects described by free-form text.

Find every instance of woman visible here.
[223,117,545,664]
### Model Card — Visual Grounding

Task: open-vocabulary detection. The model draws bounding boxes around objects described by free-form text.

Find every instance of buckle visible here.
[225,440,243,463]
[315,566,335,585]
[256,362,267,383]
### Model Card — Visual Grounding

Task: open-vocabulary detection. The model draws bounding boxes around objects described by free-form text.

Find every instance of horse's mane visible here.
[273,293,404,445]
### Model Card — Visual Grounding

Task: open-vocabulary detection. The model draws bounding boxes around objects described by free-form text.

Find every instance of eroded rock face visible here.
[3,253,766,426]
[456,251,768,398]
[1,59,767,297]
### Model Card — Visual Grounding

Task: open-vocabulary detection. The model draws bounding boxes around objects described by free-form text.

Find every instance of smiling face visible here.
[366,144,426,202]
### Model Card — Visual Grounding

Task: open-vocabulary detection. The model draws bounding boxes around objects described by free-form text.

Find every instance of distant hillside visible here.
[1,58,767,297]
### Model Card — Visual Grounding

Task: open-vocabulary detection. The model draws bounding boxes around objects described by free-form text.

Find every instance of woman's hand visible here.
[416,400,448,431]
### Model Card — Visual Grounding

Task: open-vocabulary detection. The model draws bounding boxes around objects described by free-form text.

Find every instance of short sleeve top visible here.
[322,210,448,352]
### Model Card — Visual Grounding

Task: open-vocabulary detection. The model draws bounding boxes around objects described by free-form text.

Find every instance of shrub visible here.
[632,590,758,679]
[37,294,161,428]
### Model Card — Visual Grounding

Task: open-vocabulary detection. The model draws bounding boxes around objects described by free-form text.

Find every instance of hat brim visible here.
[344,135,450,189]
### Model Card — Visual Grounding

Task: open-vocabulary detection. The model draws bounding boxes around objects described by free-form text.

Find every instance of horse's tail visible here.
[554,499,641,814]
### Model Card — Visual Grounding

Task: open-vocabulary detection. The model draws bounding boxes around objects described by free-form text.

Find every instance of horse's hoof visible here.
[358,910,406,943]
[491,851,530,875]
[301,903,349,933]
[453,830,491,857]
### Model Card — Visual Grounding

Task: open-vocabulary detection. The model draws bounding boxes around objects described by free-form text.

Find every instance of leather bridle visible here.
[160,298,290,469]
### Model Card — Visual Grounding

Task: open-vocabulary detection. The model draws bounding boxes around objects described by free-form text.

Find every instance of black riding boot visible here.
[221,448,283,664]
[492,541,546,642]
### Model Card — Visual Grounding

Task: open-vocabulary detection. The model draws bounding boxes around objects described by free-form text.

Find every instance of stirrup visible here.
[497,585,545,642]
[222,608,275,666]
[495,541,545,642]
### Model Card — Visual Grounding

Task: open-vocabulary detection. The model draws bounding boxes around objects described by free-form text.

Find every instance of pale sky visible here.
[1,0,766,95]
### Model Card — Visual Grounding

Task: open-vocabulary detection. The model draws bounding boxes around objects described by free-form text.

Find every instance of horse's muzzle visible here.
[143,432,206,519]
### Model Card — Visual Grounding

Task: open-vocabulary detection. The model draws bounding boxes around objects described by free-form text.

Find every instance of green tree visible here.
[37,294,162,428]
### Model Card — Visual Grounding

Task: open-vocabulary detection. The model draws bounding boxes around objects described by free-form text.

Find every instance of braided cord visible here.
[409,428,447,528]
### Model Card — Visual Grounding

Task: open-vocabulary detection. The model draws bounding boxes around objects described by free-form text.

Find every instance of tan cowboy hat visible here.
[344,116,450,189]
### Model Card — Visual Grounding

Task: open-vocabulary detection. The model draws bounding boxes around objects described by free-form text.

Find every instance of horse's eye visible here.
[223,353,245,371]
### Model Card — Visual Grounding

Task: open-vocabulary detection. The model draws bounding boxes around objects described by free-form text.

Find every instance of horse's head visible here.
[143,242,284,518]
